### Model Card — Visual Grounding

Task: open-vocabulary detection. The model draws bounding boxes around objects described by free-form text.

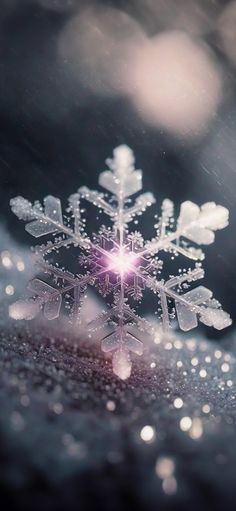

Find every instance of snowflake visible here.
[9,145,232,380]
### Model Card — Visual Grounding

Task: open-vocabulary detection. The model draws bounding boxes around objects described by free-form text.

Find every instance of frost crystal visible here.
[9,145,232,379]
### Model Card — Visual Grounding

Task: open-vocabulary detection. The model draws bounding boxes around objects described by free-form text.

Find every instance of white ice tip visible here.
[113,145,134,168]
[112,349,132,380]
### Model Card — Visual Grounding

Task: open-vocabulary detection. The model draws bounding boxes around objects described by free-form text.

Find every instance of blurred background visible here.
[1,2,236,510]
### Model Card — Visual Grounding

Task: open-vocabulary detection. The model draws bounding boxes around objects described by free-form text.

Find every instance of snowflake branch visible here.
[144,228,203,260]
[78,187,115,217]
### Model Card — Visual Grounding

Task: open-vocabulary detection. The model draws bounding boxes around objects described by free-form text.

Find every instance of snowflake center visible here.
[107,248,139,277]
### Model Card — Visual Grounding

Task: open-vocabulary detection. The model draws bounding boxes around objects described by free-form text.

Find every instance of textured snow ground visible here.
[0,312,236,511]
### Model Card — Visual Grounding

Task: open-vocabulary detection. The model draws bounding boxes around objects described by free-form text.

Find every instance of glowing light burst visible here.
[107,248,139,277]
[9,145,232,379]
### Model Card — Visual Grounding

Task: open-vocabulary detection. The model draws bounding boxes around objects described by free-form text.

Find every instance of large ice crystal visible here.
[9,145,232,379]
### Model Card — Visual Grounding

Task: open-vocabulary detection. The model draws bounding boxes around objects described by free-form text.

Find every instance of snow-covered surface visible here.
[0,316,236,510]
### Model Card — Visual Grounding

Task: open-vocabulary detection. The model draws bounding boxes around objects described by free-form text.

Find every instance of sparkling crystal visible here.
[9,145,231,379]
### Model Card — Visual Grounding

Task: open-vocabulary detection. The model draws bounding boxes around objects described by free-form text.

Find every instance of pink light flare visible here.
[107,248,139,277]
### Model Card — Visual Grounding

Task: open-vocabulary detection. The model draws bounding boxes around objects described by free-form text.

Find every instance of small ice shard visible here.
[112,348,132,380]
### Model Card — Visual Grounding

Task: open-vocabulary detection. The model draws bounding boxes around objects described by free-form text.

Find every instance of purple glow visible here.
[107,248,139,277]
[80,231,160,301]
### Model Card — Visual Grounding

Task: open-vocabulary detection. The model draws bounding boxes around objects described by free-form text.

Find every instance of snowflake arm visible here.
[79,145,155,229]
[10,194,90,252]
[147,268,232,332]
[9,258,107,323]
[145,200,229,261]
